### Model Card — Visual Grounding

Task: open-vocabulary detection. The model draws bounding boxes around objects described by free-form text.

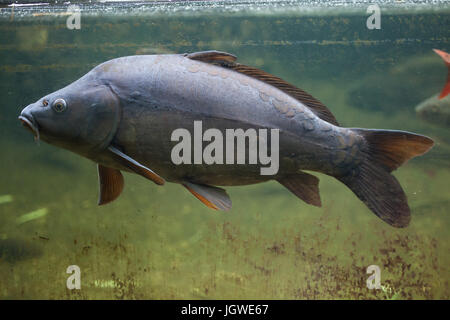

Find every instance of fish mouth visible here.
[18,115,40,141]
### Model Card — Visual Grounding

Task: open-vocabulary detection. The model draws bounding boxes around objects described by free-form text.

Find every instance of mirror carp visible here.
[19,51,434,228]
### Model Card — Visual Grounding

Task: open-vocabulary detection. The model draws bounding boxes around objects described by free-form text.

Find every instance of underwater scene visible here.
[0,0,449,299]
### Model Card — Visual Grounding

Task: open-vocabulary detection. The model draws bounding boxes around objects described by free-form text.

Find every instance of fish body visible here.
[19,51,434,227]
[97,55,360,183]
[415,94,450,128]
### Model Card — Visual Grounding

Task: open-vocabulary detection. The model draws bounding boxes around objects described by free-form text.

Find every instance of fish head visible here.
[19,82,120,155]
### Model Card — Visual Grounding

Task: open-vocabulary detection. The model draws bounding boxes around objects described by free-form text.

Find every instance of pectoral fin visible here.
[182,182,232,211]
[97,164,124,205]
[107,146,165,185]
[277,172,322,207]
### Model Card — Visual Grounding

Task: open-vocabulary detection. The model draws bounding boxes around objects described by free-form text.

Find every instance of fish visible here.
[19,50,434,228]
[433,49,450,99]
[415,94,450,128]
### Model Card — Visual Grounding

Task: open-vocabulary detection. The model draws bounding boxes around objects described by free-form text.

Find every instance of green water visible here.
[0,1,449,299]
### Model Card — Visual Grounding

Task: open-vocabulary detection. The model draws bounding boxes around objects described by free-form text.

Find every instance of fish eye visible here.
[52,98,67,113]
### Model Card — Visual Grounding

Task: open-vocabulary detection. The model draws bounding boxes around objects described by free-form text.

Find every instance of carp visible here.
[19,51,434,227]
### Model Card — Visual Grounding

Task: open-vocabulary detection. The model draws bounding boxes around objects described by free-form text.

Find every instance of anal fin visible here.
[277,171,322,207]
[98,164,124,205]
[183,182,232,211]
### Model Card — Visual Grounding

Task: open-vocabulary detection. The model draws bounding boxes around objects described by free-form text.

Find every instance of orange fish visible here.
[433,49,450,99]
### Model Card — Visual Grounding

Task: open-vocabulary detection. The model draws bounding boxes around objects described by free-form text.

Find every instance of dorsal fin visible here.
[185,50,237,64]
[226,64,340,126]
[185,50,339,126]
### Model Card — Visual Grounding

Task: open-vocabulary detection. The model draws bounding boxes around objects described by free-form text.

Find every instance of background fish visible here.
[433,49,450,99]
[19,51,434,228]
[415,94,450,129]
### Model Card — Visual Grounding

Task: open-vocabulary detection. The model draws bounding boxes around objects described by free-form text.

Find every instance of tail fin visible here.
[337,129,434,228]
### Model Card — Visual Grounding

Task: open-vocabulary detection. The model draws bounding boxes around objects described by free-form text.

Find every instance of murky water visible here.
[0,0,449,299]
